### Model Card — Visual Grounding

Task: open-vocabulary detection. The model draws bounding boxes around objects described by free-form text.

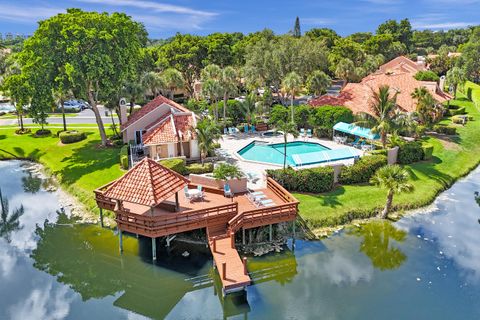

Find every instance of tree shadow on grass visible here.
[305,186,346,208]
[57,138,120,186]
[0,135,6,140]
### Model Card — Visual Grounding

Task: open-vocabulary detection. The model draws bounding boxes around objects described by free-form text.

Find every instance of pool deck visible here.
[217,133,363,188]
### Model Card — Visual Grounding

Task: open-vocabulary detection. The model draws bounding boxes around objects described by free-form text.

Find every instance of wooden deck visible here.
[95,177,298,294]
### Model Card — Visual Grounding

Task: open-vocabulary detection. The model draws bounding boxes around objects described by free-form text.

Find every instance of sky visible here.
[0,0,479,39]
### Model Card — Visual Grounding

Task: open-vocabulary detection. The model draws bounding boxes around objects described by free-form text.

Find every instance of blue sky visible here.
[0,0,479,38]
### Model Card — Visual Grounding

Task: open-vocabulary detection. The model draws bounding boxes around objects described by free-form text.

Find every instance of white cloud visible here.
[75,0,217,17]
[412,13,477,30]
[0,4,64,22]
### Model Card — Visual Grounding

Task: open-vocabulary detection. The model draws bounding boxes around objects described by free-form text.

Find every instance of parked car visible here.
[61,100,90,111]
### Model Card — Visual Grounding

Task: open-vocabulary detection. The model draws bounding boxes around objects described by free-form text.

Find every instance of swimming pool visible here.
[237,141,361,166]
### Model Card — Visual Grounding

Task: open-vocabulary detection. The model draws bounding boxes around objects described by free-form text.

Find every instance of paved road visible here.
[0,107,115,126]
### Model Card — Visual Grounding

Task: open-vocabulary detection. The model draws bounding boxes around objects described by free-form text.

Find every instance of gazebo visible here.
[101,157,189,259]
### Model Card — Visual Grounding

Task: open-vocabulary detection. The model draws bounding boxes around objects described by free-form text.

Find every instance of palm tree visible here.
[53,87,71,132]
[220,66,238,124]
[357,85,399,148]
[282,71,302,122]
[213,163,243,180]
[141,71,165,98]
[201,64,223,121]
[411,87,436,125]
[370,165,414,219]
[161,68,184,100]
[446,67,466,98]
[335,58,356,82]
[240,94,257,126]
[0,188,24,243]
[275,121,299,170]
[122,80,145,115]
[306,70,331,96]
[195,119,221,165]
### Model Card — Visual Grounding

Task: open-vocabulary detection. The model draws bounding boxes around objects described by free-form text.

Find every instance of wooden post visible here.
[213,238,216,253]
[230,232,235,249]
[222,262,227,280]
[242,228,246,246]
[99,207,104,228]
[269,224,273,242]
[175,192,179,212]
[243,257,248,275]
[118,230,123,253]
[249,229,252,244]
[152,237,157,261]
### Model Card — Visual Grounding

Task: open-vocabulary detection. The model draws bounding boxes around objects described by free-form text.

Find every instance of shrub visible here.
[433,125,457,135]
[266,166,334,193]
[464,81,480,106]
[119,145,129,170]
[15,128,31,135]
[452,115,466,124]
[339,155,387,185]
[159,158,187,175]
[186,163,213,174]
[314,126,333,138]
[422,144,434,160]
[398,142,424,164]
[414,70,440,82]
[368,149,388,156]
[269,104,289,124]
[59,130,87,144]
[35,129,51,136]
[294,105,313,129]
[447,107,466,116]
[310,105,354,128]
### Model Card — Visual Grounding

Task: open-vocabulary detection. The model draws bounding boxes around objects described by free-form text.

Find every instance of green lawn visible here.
[0,127,124,213]
[0,113,79,119]
[295,92,480,230]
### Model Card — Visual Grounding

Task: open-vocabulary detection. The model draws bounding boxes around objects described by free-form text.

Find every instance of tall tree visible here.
[122,80,145,114]
[370,165,414,219]
[1,73,30,132]
[335,58,357,82]
[239,93,257,126]
[274,121,298,170]
[306,70,331,96]
[161,68,184,100]
[220,66,238,123]
[446,66,466,98]
[52,84,71,132]
[411,87,437,125]
[201,64,222,121]
[141,71,164,98]
[293,17,301,38]
[357,85,399,148]
[20,9,148,146]
[282,71,302,122]
[195,119,221,165]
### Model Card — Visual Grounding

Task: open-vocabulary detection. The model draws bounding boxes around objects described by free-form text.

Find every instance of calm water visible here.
[1,160,480,319]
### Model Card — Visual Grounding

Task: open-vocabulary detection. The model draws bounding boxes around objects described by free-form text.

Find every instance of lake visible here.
[0,160,479,319]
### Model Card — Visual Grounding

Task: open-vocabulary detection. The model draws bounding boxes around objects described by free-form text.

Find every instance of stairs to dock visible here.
[207,226,251,295]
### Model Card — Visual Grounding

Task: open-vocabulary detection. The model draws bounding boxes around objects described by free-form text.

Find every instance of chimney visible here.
[439,76,446,92]
[119,97,128,125]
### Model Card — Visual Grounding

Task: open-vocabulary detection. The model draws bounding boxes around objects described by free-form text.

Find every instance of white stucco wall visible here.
[190,140,200,158]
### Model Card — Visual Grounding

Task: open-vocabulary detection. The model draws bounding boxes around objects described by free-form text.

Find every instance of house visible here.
[309,56,452,114]
[120,95,200,161]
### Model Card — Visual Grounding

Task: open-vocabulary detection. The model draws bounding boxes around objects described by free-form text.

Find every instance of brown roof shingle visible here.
[103,157,189,206]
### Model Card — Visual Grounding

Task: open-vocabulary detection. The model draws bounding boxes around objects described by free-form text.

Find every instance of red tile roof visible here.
[142,113,196,145]
[103,157,189,206]
[121,95,191,130]
[309,56,452,114]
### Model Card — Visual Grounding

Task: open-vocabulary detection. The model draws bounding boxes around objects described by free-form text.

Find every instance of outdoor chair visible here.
[255,198,274,207]
[224,127,228,135]
[251,125,256,133]
[247,190,264,201]
[224,183,233,198]
[350,137,360,147]
[300,128,306,138]
[184,186,191,200]
[244,124,249,133]
[196,185,204,200]
[246,172,260,183]
[306,129,312,138]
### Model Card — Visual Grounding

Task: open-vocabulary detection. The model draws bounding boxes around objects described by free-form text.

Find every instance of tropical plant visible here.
[195,119,221,165]
[411,87,442,125]
[213,163,243,180]
[282,71,302,122]
[141,71,164,98]
[220,66,238,123]
[201,64,222,121]
[122,80,145,115]
[0,188,24,243]
[52,86,71,132]
[335,58,357,82]
[446,67,466,98]
[1,73,31,132]
[274,121,299,170]
[357,85,399,148]
[306,70,331,96]
[161,68,184,100]
[240,94,257,126]
[370,165,414,219]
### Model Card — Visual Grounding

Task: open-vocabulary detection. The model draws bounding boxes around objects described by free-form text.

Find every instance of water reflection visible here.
[0,188,24,243]
[21,171,42,194]
[350,220,407,271]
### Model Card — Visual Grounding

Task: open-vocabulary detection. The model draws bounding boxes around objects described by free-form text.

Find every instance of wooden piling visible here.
[222,262,227,280]
[243,257,248,275]
[230,232,235,249]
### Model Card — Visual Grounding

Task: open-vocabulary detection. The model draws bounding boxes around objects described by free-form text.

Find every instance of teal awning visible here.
[333,122,380,140]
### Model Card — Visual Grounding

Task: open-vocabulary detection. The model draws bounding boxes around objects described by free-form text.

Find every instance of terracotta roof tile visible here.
[121,95,191,130]
[142,113,196,145]
[103,157,189,206]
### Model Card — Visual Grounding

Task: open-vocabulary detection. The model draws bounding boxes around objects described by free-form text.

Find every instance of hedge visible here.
[159,158,187,175]
[414,70,440,82]
[120,145,129,170]
[314,126,333,138]
[464,81,480,106]
[311,105,354,128]
[422,144,434,160]
[59,130,86,144]
[398,142,424,164]
[447,107,466,116]
[433,124,457,135]
[186,163,214,174]
[339,155,387,185]
[266,166,334,193]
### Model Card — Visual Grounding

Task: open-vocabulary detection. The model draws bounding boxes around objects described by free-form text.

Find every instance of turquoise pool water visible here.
[238,141,360,166]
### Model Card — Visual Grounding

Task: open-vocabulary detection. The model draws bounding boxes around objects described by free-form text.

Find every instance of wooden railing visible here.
[266,177,298,203]
[116,202,238,237]
[228,202,298,233]
[94,184,117,210]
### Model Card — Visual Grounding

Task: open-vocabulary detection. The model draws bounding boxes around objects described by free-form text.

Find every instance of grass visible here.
[0,113,79,119]
[295,91,480,230]
[0,127,124,213]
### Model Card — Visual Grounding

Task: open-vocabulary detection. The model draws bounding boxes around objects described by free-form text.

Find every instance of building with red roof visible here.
[309,56,452,115]
[121,95,200,161]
